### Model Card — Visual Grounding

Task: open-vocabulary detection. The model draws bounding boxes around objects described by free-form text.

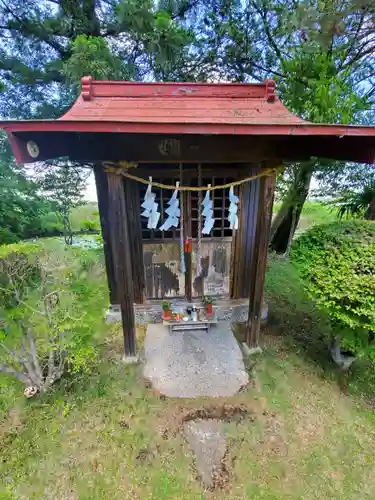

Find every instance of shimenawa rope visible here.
[103,164,280,191]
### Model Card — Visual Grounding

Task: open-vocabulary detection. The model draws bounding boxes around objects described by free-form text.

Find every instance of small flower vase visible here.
[163,310,172,321]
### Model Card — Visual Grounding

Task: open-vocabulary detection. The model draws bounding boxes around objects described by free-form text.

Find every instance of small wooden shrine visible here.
[2,77,375,359]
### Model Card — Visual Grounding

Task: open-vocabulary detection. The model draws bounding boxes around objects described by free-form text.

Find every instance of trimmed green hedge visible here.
[291,220,375,356]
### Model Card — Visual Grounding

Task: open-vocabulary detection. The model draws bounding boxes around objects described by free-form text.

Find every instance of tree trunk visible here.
[63,209,73,245]
[270,163,314,253]
[365,193,375,220]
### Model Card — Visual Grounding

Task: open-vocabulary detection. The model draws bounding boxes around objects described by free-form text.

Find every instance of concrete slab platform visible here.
[143,322,248,398]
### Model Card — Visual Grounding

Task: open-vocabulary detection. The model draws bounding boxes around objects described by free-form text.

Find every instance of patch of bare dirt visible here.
[207,447,231,492]
[159,402,256,440]
[181,404,254,424]
[135,445,157,463]
[158,402,261,491]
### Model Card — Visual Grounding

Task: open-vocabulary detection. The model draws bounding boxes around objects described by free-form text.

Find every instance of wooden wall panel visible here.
[230,165,261,298]
[93,163,118,305]
[124,178,144,303]
[107,172,136,356]
[142,240,233,300]
[192,240,232,298]
[143,243,185,299]
[247,172,276,347]
[95,164,145,305]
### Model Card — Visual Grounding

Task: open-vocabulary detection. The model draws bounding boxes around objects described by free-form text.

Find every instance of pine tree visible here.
[0,0,198,119]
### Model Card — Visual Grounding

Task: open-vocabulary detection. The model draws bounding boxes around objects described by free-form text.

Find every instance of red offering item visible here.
[207,303,213,315]
[184,238,193,253]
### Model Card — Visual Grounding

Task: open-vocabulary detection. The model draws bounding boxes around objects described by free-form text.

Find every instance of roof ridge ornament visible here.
[264,79,276,103]
[81,75,93,101]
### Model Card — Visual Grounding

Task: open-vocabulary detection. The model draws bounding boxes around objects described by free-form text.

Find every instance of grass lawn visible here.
[2,326,375,499]
[273,200,338,236]
[69,202,99,232]
[295,200,338,233]
[1,236,375,499]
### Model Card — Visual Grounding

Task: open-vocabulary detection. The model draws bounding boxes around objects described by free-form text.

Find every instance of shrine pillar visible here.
[246,169,276,349]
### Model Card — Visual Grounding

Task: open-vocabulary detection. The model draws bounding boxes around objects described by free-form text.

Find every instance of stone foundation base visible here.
[105,304,121,323]
[106,300,268,326]
[122,355,139,364]
[242,343,263,356]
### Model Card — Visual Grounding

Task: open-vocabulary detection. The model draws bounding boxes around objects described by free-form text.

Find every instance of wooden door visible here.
[139,168,236,300]
[140,173,185,299]
[188,175,235,298]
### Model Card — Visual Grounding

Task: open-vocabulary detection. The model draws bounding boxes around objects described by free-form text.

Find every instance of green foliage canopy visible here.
[0,136,54,244]
[0,0,197,118]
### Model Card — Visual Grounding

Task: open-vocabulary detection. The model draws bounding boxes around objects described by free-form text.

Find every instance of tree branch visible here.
[0,362,32,385]
[0,55,65,84]
[250,0,284,66]
[171,0,200,20]
[83,0,101,37]
[0,341,23,365]
[26,326,43,382]
[0,341,40,386]
[0,1,68,57]
[342,36,375,70]
[339,11,366,70]
[45,348,55,387]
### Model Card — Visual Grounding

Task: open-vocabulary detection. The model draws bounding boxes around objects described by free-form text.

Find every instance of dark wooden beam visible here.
[60,132,279,164]
[123,177,145,303]
[107,171,137,357]
[93,163,118,305]
[135,164,254,178]
[246,171,276,348]
[184,190,192,301]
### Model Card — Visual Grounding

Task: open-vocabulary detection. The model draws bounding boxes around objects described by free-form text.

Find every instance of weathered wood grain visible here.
[123,178,144,303]
[93,162,118,305]
[230,165,260,298]
[107,171,136,357]
[246,169,276,347]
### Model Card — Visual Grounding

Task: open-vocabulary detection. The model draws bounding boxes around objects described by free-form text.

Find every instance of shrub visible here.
[0,243,103,394]
[0,242,42,308]
[265,254,334,359]
[0,228,19,245]
[40,211,63,235]
[291,220,375,357]
[79,219,99,232]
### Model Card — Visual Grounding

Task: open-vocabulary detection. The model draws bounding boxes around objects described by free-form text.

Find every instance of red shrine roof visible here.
[1,76,375,164]
[61,77,305,128]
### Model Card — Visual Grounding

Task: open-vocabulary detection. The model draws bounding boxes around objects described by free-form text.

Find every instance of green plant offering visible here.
[162,301,170,312]
[291,220,375,358]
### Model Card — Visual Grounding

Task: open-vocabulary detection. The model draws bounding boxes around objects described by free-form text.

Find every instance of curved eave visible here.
[1,121,375,165]
[2,119,375,137]
[1,76,374,164]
